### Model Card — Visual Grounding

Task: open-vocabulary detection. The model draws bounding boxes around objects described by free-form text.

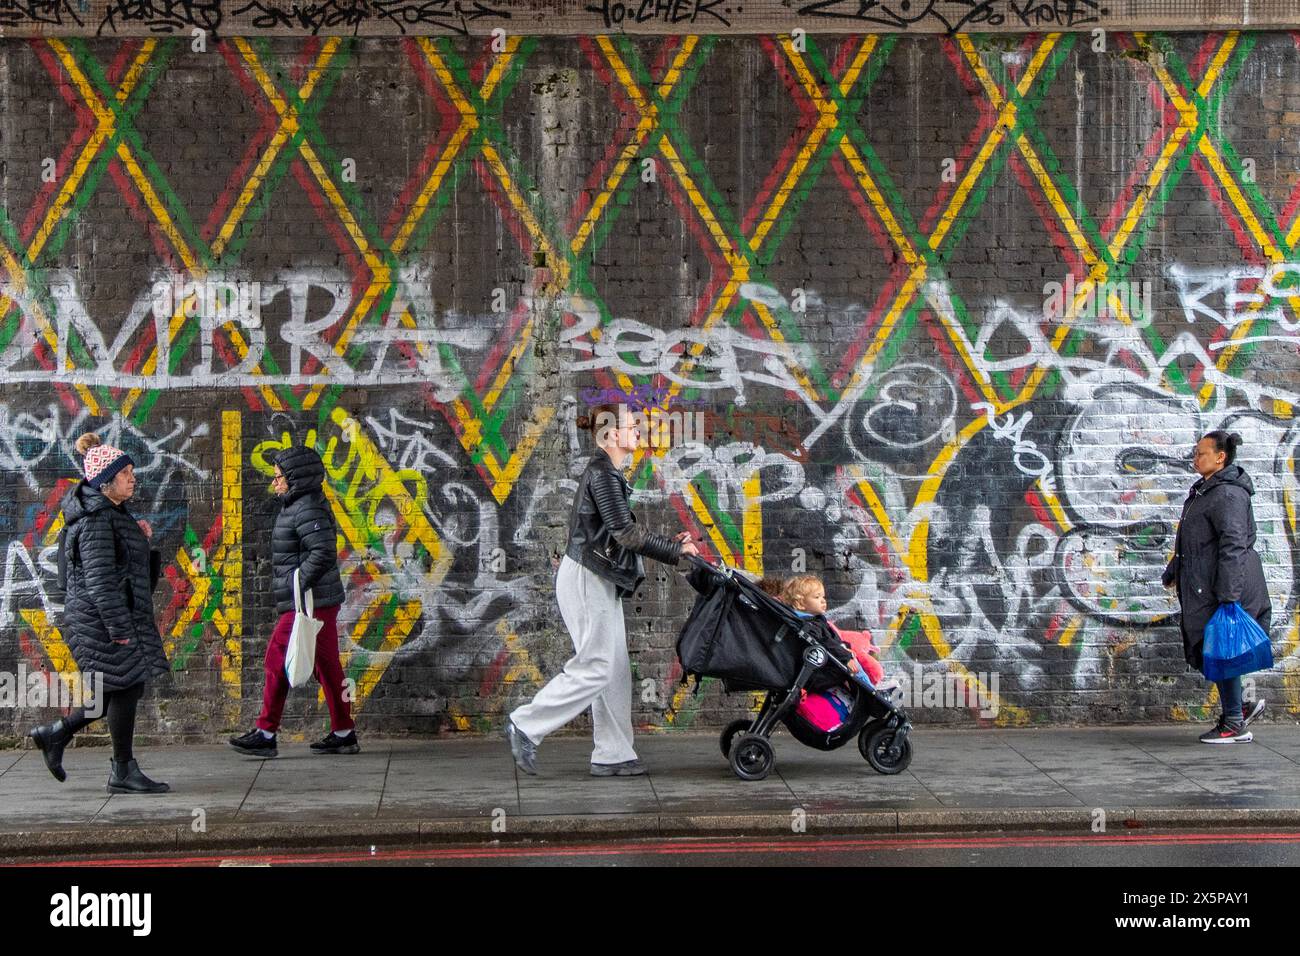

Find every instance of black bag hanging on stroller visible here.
[676,555,913,780]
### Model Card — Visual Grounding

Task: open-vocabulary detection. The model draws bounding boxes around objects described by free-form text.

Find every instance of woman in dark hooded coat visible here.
[1162,430,1271,743]
[228,445,356,758]
[28,433,170,793]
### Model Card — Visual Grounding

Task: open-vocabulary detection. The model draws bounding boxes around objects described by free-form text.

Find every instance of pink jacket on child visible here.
[794,623,889,732]
[828,623,885,685]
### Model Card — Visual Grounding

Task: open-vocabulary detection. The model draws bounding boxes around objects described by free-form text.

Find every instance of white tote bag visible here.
[285,569,323,688]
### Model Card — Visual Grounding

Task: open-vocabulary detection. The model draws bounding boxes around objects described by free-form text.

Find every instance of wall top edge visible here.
[2,2,1300,41]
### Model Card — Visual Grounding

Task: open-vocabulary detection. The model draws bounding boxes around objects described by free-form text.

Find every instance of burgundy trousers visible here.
[255,604,355,734]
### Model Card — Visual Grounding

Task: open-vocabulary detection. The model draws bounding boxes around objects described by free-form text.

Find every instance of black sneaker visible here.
[1242,699,1266,727]
[229,728,277,758]
[310,731,360,755]
[1199,717,1252,744]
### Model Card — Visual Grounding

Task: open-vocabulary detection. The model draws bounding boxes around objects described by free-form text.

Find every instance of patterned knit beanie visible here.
[76,433,135,490]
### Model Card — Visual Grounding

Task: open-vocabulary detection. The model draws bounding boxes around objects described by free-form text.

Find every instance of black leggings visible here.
[64,682,145,763]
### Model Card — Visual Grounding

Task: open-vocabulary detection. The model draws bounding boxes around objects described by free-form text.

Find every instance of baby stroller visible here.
[676,554,913,781]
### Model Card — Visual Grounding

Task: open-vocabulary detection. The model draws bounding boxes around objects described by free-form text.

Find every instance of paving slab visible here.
[0,751,24,776]
[903,732,1084,808]
[516,739,660,815]
[634,734,801,813]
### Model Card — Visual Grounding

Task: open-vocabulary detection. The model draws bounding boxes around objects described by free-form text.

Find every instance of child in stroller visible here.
[778,574,900,732]
[677,556,913,780]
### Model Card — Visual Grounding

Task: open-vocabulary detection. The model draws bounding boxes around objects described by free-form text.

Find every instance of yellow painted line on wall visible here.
[482,315,534,414]
[1283,610,1300,716]
[1037,478,1073,532]
[220,411,242,701]
[686,483,735,566]
[489,408,556,504]
[20,609,78,688]
[741,472,763,577]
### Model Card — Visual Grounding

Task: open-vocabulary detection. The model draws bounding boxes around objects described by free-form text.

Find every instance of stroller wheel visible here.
[729,733,775,781]
[859,724,913,775]
[719,719,752,757]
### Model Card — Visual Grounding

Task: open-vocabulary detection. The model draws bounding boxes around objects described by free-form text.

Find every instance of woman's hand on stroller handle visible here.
[676,531,702,559]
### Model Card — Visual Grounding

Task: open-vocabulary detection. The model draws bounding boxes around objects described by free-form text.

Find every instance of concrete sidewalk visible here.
[2,725,1300,857]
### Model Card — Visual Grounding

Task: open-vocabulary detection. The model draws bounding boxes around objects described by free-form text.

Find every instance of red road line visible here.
[12,829,1300,868]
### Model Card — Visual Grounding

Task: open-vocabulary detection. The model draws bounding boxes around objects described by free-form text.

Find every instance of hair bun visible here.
[74,432,102,456]
[575,413,593,431]
[1229,432,1243,448]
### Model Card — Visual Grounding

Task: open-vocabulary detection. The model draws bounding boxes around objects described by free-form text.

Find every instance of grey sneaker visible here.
[505,720,538,775]
[1242,698,1266,727]
[590,759,646,777]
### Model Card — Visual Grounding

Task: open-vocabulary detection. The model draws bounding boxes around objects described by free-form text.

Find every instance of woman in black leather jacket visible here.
[505,403,699,776]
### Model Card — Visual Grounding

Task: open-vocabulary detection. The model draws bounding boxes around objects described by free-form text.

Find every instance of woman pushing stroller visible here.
[505,403,699,777]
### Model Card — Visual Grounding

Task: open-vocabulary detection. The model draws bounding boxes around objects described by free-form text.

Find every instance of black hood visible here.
[61,480,116,529]
[274,446,326,502]
[1197,463,1255,497]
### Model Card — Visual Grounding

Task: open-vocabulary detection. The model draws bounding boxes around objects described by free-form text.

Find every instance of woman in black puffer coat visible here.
[1163,430,1272,744]
[28,433,170,794]
[229,445,357,758]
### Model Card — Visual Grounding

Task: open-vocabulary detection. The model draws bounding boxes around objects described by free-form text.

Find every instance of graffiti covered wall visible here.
[2,29,1300,740]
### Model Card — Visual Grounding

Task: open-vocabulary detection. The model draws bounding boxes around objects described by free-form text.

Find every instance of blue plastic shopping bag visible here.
[1201,602,1273,681]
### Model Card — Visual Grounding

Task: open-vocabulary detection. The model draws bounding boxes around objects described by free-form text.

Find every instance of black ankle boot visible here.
[28,718,74,783]
[107,759,170,795]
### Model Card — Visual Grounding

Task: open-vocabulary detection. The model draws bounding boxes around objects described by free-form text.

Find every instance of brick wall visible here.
[2,31,1298,742]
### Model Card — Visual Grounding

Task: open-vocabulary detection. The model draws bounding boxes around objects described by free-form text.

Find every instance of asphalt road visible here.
[11,828,1300,867]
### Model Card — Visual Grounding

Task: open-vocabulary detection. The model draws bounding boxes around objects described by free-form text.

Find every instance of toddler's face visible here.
[795,584,827,615]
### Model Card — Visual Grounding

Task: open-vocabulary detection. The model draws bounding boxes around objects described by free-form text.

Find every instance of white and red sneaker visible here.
[1199,717,1252,744]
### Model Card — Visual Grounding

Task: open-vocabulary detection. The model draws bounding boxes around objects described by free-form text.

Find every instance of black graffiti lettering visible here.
[796,0,1030,33]
[232,0,374,34]
[98,0,223,35]
[0,0,85,28]
[952,0,1006,29]
[229,0,509,35]
[372,0,510,36]
[1008,0,1105,29]
[796,0,946,30]
[586,0,731,31]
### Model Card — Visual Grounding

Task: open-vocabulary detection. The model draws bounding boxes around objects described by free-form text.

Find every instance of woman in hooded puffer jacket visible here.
[28,433,171,794]
[229,445,357,758]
